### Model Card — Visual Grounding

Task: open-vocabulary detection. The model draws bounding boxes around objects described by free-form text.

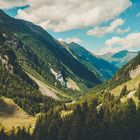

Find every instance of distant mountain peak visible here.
[101,50,138,68]
[112,50,129,58]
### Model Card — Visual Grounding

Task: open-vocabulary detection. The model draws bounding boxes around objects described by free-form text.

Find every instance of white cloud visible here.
[58,37,82,44]
[136,12,140,17]
[0,0,28,9]
[98,32,140,54]
[15,0,132,32]
[87,18,130,37]
[116,27,130,34]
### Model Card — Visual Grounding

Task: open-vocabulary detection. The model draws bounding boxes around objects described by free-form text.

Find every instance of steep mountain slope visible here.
[108,52,140,89]
[0,42,60,115]
[61,42,118,80]
[30,53,140,140]
[0,9,101,93]
[101,50,138,68]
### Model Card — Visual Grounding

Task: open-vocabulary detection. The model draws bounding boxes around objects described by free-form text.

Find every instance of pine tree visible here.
[68,105,83,140]
[120,85,128,97]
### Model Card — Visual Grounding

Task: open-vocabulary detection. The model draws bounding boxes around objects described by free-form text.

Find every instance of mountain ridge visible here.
[0,9,102,95]
[60,41,118,80]
[101,50,138,68]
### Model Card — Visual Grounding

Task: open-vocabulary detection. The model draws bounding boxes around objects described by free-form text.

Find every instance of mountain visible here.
[15,53,140,140]
[1,9,140,140]
[108,52,140,89]
[60,42,118,80]
[101,50,138,68]
[0,9,102,97]
[0,43,59,115]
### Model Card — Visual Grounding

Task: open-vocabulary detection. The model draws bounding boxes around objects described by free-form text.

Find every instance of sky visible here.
[1,0,140,55]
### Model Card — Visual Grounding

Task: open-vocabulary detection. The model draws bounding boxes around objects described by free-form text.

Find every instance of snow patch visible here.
[50,68,66,86]
[50,69,80,91]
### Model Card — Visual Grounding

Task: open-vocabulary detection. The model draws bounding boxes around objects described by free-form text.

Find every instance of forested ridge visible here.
[0,9,102,93]
[0,41,60,115]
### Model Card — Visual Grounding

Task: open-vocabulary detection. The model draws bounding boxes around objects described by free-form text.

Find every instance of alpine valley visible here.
[0,8,140,140]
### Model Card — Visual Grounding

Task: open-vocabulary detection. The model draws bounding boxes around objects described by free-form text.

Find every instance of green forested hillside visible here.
[108,53,140,89]
[1,86,140,140]
[0,9,101,95]
[62,42,118,80]
[1,49,139,140]
[31,53,140,140]
[0,43,60,115]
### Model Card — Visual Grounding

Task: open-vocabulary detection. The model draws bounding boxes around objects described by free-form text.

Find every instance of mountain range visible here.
[60,41,118,80]
[0,9,140,140]
[0,9,118,97]
[101,50,138,68]
[0,9,101,95]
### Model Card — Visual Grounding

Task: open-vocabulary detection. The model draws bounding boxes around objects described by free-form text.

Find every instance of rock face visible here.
[66,78,80,91]
[130,65,140,79]
[51,68,80,91]
[51,68,66,86]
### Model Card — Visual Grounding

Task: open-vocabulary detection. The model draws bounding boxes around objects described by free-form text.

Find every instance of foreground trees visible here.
[1,91,140,140]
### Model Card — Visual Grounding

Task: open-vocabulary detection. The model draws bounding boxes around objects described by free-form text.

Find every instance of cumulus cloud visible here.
[0,0,28,9]
[15,0,132,32]
[87,18,130,37]
[58,37,82,44]
[116,27,130,34]
[97,33,140,55]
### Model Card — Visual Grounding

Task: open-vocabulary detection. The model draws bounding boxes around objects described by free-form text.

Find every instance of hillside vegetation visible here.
[61,42,118,80]
[0,43,60,116]
[0,9,102,95]
[0,97,36,132]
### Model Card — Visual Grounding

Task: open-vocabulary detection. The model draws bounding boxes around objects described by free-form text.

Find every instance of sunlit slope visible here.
[0,97,36,132]
[111,75,140,96]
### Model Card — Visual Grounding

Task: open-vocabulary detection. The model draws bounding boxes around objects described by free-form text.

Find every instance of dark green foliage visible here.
[0,44,59,115]
[66,42,118,80]
[0,127,33,140]
[0,10,102,94]
[120,85,128,97]
[31,91,140,140]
